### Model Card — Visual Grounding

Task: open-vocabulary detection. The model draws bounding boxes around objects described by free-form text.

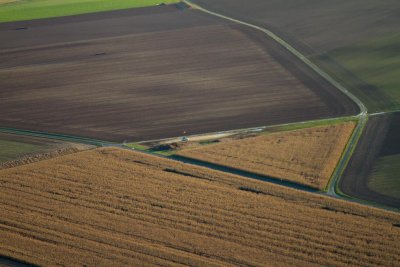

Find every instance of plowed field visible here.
[0,5,358,142]
[340,113,400,208]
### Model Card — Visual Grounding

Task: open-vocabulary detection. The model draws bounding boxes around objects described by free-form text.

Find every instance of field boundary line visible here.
[183,0,369,199]
[0,126,113,146]
[183,0,367,115]
[369,110,400,116]
[136,116,357,144]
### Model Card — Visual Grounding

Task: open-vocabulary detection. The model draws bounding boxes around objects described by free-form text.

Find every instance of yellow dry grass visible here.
[178,122,356,189]
[0,147,399,266]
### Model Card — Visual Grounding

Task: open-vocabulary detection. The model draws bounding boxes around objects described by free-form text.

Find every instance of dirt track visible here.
[191,0,400,111]
[0,5,357,142]
[191,0,400,55]
[339,114,400,208]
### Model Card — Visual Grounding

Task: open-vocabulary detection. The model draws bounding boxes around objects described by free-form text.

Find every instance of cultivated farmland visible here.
[340,113,400,208]
[191,0,400,111]
[177,122,355,190]
[0,147,399,266]
[0,133,93,169]
[0,4,358,142]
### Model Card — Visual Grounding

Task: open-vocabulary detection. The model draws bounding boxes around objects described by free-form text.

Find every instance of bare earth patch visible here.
[178,122,356,189]
[0,5,357,142]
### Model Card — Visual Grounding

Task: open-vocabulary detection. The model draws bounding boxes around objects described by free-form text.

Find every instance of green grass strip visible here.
[0,0,179,23]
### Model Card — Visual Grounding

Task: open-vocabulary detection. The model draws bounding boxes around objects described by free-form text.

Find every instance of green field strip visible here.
[0,0,180,23]
[328,34,400,112]
[0,139,42,163]
[368,154,400,199]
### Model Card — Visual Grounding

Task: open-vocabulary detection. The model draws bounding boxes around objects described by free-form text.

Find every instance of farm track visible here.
[0,2,398,266]
[181,1,377,205]
[0,1,368,201]
[339,113,400,208]
[0,3,358,142]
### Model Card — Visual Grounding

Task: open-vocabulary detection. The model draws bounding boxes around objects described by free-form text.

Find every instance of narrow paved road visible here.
[183,0,368,198]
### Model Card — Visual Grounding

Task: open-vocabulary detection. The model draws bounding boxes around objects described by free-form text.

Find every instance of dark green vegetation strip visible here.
[0,138,42,163]
[262,116,357,134]
[323,34,400,112]
[0,0,179,23]
[369,154,400,199]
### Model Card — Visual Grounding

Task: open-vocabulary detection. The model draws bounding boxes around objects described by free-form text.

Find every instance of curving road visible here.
[183,0,368,198]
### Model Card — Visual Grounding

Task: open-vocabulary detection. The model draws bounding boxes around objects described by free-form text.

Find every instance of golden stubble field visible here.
[0,147,399,266]
[178,122,355,190]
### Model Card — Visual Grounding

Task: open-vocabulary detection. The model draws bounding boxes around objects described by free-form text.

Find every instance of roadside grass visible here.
[261,116,357,135]
[368,154,400,199]
[127,117,358,158]
[329,116,366,193]
[0,139,41,163]
[125,143,149,151]
[328,34,400,112]
[125,143,176,156]
[0,0,179,23]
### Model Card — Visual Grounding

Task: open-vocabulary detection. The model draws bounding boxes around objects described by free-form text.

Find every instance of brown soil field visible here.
[1,147,400,266]
[191,0,400,111]
[177,122,355,190]
[191,0,400,55]
[0,5,358,142]
[340,113,400,208]
[0,133,93,170]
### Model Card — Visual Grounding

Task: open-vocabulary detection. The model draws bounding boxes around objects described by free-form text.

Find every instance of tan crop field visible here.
[178,122,355,190]
[0,147,399,266]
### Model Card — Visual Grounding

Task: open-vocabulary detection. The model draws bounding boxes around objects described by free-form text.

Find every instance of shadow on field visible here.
[169,155,319,193]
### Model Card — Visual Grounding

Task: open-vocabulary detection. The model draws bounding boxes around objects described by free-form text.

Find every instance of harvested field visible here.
[0,147,399,266]
[0,5,358,142]
[178,122,355,190]
[191,0,400,111]
[0,133,93,169]
[340,113,400,208]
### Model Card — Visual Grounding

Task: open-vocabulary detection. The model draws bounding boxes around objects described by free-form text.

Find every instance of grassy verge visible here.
[261,116,357,135]
[327,116,367,193]
[126,117,358,157]
[0,0,179,23]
